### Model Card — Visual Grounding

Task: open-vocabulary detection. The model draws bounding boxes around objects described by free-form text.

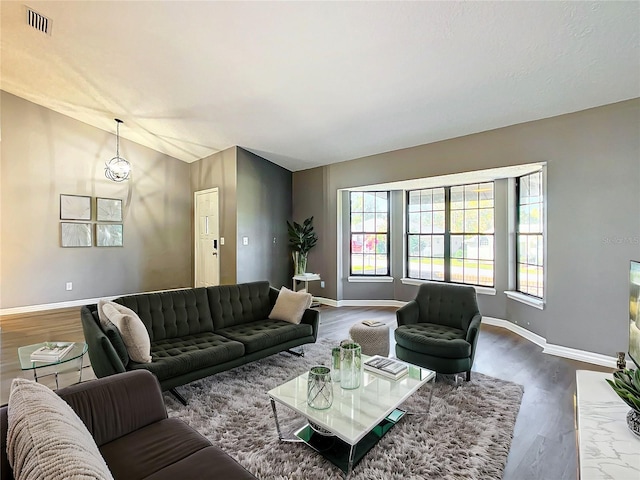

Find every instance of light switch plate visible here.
[242,236,249,245]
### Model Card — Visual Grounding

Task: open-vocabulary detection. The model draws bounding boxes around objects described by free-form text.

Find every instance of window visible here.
[517,171,544,298]
[407,183,494,287]
[350,192,389,276]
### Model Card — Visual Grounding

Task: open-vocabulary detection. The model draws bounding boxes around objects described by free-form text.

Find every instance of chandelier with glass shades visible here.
[105,118,131,182]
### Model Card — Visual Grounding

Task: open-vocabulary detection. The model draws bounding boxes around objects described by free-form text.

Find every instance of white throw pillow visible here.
[7,378,114,480]
[268,286,312,325]
[98,300,152,363]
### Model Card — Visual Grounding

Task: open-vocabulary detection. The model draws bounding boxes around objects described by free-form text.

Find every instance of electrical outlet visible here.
[65,282,73,291]
[273,237,277,244]
[242,236,249,246]
[220,237,225,245]
[320,281,325,288]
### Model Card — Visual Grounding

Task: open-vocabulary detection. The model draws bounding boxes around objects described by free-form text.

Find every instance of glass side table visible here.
[18,342,88,389]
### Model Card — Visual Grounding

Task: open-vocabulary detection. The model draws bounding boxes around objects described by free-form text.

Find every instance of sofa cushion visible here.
[128,333,244,380]
[116,288,213,342]
[100,417,257,480]
[217,320,314,354]
[100,301,152,363]
[7,378,114,480]
[207,282,272,330]
[268,286,312,324]
[395,323,471,359]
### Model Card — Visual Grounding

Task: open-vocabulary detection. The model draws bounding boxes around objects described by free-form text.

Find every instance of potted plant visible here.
[606,368,640,438]
[287,217,318,275]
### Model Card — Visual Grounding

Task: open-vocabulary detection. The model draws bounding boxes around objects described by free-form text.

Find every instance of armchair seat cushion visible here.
[217,320,313,354]
[395,323,471,359]
[128,333,244,379]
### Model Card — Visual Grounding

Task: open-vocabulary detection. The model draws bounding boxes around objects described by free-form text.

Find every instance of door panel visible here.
[195,188,220,287]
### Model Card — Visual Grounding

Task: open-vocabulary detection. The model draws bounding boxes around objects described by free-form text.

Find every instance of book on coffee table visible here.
[363,355,409,380]
[30,342,75,362]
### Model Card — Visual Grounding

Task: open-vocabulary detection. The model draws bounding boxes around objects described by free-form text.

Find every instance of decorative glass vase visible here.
[331,347,341,382]
[340,342,362,389]
[307,366,333,410]
[293,252,308,275]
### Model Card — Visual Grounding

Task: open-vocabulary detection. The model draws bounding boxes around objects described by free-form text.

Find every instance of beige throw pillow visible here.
[98,300,152,363]
[269,286,312,325]
[7,378,114,480]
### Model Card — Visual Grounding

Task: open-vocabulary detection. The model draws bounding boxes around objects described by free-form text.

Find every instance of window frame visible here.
[406,182,495,288]
[349,191,390,277]
[515,171,544,299]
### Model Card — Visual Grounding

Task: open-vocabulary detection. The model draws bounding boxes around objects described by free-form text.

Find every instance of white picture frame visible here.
[96,197,123,222]
[96,224,123,247]
[60,194,91,221]
[61,223,92,247]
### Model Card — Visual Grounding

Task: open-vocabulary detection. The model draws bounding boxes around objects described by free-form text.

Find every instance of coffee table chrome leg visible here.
[345,444,356,479]
[270,398,285,440]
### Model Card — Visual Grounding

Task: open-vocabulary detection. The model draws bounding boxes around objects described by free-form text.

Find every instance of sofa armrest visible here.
[57,370,167,447]
[465,314,482,347]
[300,308,320,341]
[81,305,127,378]
[396,300,419,326]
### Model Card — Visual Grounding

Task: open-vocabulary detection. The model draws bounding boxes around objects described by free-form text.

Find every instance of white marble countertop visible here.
[576,370,640,480]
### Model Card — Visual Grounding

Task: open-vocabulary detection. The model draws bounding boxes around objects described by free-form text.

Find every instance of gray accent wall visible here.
[190,146,238,285]
[236,147,292,288]
[1,92,192,308]
[293,99,640,357]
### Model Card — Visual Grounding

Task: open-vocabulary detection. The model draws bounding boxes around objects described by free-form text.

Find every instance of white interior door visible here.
[194,188,220,287]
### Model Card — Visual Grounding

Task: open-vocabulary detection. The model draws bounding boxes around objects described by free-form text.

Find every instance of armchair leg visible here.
[169,388,187,406]
[466,370,471,382]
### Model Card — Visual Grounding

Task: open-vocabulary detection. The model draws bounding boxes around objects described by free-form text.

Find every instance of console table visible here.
[575,370,640,479]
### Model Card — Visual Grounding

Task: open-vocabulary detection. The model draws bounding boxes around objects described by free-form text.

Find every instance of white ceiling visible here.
[1,1,638,172]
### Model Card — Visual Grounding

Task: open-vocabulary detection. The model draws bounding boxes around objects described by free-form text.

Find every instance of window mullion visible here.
[444,187,451,282]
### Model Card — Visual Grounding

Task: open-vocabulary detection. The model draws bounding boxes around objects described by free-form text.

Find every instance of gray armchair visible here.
[394,283,482,381]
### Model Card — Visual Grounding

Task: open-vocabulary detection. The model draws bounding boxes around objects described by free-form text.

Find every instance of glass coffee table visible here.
[18,342,88,389]
[268,359,435,477]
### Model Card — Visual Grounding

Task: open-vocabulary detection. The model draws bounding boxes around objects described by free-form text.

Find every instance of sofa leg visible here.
[466,370,471,382]
[170,388,187,406]
[286,346,305,357]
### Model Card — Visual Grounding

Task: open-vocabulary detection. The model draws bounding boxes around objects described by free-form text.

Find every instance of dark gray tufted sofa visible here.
[81,281,319,400]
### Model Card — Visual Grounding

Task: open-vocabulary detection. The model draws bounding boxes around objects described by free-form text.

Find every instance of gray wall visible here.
[0,92,192,308]
[293,99,640,356]
[236,147,292,288]
[190,147,238,285]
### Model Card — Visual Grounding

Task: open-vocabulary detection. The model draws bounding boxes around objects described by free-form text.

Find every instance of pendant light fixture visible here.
[105,118,131,182]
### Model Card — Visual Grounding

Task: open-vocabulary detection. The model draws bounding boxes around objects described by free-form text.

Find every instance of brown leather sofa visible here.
[0,370,257,480]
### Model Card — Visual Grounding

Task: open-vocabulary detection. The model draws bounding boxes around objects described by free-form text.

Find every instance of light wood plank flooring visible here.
[0,305,612,480]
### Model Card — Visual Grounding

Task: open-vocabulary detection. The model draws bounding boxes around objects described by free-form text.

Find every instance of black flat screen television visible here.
[629,260,640,368]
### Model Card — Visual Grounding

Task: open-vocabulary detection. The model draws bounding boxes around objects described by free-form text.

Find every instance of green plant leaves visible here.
[287,216,318,255]
[606,368,640,412]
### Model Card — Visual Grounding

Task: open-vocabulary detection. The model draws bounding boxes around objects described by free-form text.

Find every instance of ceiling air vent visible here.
[25,6,51,35]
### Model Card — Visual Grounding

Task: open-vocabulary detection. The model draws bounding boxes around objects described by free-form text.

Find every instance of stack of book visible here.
[30,342,75,362]
[363,355,409,380]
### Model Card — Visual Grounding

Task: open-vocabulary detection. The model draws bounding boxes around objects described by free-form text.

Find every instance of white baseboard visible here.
[483,316,624,369]
[0,297,117,315]
[482,317,547,348]
[0,287,188,316]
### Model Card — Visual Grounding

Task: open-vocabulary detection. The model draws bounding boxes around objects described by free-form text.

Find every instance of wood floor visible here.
[0,305,612,480]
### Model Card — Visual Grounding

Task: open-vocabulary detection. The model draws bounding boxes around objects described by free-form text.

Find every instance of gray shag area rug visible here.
[164,340,523,480]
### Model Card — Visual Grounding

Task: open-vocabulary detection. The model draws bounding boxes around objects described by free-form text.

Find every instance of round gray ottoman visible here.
[349,321,390,356]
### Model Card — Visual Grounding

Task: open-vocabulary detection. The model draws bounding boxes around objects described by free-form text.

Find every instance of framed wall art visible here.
[60,194,91,221]
[96,197,123,222]
[96,224,123,247]
[61,222,92,247]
